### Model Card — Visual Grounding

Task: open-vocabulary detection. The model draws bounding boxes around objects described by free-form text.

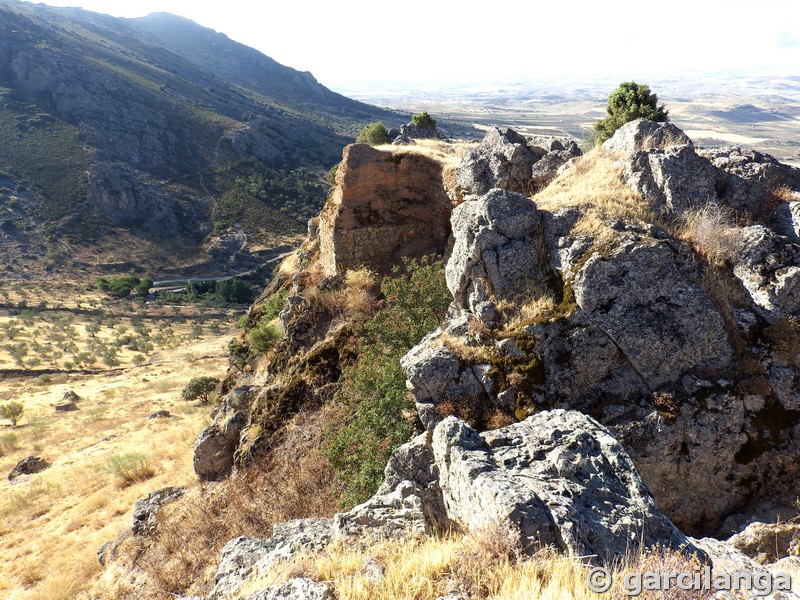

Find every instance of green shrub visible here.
[261,289,289,321]
[325,256,451,507]
[0,432,18,457]
[327,164,339,186]
[103,452,155,486]
[356,122,390,146]
[182,376,220,403]
[411,112,437,129]
[593,81,669,144]
[228,338,249,370]
[247,319,282,356]
[0,401,24,427]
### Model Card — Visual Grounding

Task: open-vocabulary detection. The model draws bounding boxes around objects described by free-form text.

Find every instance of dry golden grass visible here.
[375,139,476,169]
[0,308,235,599]
[677,202,743,266]
[234,525,716,600]
[534,150,662,241]
[439,331,497,364]
[90,405,344,600]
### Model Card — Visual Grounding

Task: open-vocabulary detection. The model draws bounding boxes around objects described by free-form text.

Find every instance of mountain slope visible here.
[0,0,401,277]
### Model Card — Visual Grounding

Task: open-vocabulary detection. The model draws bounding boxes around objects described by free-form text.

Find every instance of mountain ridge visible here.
[0,0,403,278]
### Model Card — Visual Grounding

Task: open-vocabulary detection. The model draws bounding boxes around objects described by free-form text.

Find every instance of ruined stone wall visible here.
[318,144,455,275]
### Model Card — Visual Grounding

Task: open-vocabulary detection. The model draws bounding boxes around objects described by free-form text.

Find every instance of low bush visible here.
[247,318,282,356]
[325,256,450,507]
[103,452,155,486]
[356,122,390,146]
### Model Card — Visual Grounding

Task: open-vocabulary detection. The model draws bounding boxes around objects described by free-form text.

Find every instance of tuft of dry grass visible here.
[535,150,662,241]
[440,331,497,364]
[677,202,743,266]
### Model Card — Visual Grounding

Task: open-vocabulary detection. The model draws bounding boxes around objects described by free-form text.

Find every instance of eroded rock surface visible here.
[316,144,454,275]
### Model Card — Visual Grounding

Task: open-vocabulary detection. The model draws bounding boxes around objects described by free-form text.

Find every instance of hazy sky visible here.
[22,0,800,91]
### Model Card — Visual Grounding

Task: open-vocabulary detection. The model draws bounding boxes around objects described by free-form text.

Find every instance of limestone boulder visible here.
[193,386,254,481]
[131,486,186,536]
[572,235,732,388]
[446,188,544,324]
[246,579,333,600]
[456,127,539,196]
[8,456,49,480]
[732,225,800,323]
[432,411,703,564]
[210,518,333,600]
[603,121,720,215]
[401,330,491,432]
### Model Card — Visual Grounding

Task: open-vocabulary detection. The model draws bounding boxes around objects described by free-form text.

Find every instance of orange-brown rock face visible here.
[318,144,455,275]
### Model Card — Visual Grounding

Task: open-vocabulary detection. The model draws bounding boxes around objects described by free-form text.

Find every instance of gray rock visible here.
[210,518,333,600]
[530,147,581,189]
[401,330,490,432]
[702,146,800,215]
[690,537,799,600]
[446,188,544,325]
[732,225,800,323]
[132,486,186,536]
[573,236,732,388]
[54,400,78,412]
[376,433,449,530]
[61,390,80,404]
[8,456,49,480]
[333,480,429,539]
[601,121,741,217]
[148,410,171,420]
[432,411,703,564]
[456,127,539,196]
[391,134,413,146]
[97,531,129,567]
[246,578,333,600]
[399,123,442,140]
[193,386,254,481]
[602,119,692,153]
[774,201,800,242]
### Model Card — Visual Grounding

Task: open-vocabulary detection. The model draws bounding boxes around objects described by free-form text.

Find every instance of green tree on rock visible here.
[593,81,669,144]
[411,112,437,129]
[356,122,390,146]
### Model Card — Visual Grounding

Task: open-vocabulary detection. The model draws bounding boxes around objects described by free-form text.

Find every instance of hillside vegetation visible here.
[0,0,404,276]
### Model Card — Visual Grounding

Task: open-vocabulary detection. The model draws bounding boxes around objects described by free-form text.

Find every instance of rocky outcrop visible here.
[246,579,333,600]
[702,146,800,215]
[446,188,545,324]
[456,128,539,196]
[690,536,798,600]
[193,386,253,481]
[8,456,49,480]
[728,521,800,565]
[316,144,455,275]
[605,120,800,221]
[402,330,493,432]
[572,235,732,387]
[603,120,720,215]
[132,486,187,536]
[732,225,800,324]
[210,518,334,600]
[433,412,703,563]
